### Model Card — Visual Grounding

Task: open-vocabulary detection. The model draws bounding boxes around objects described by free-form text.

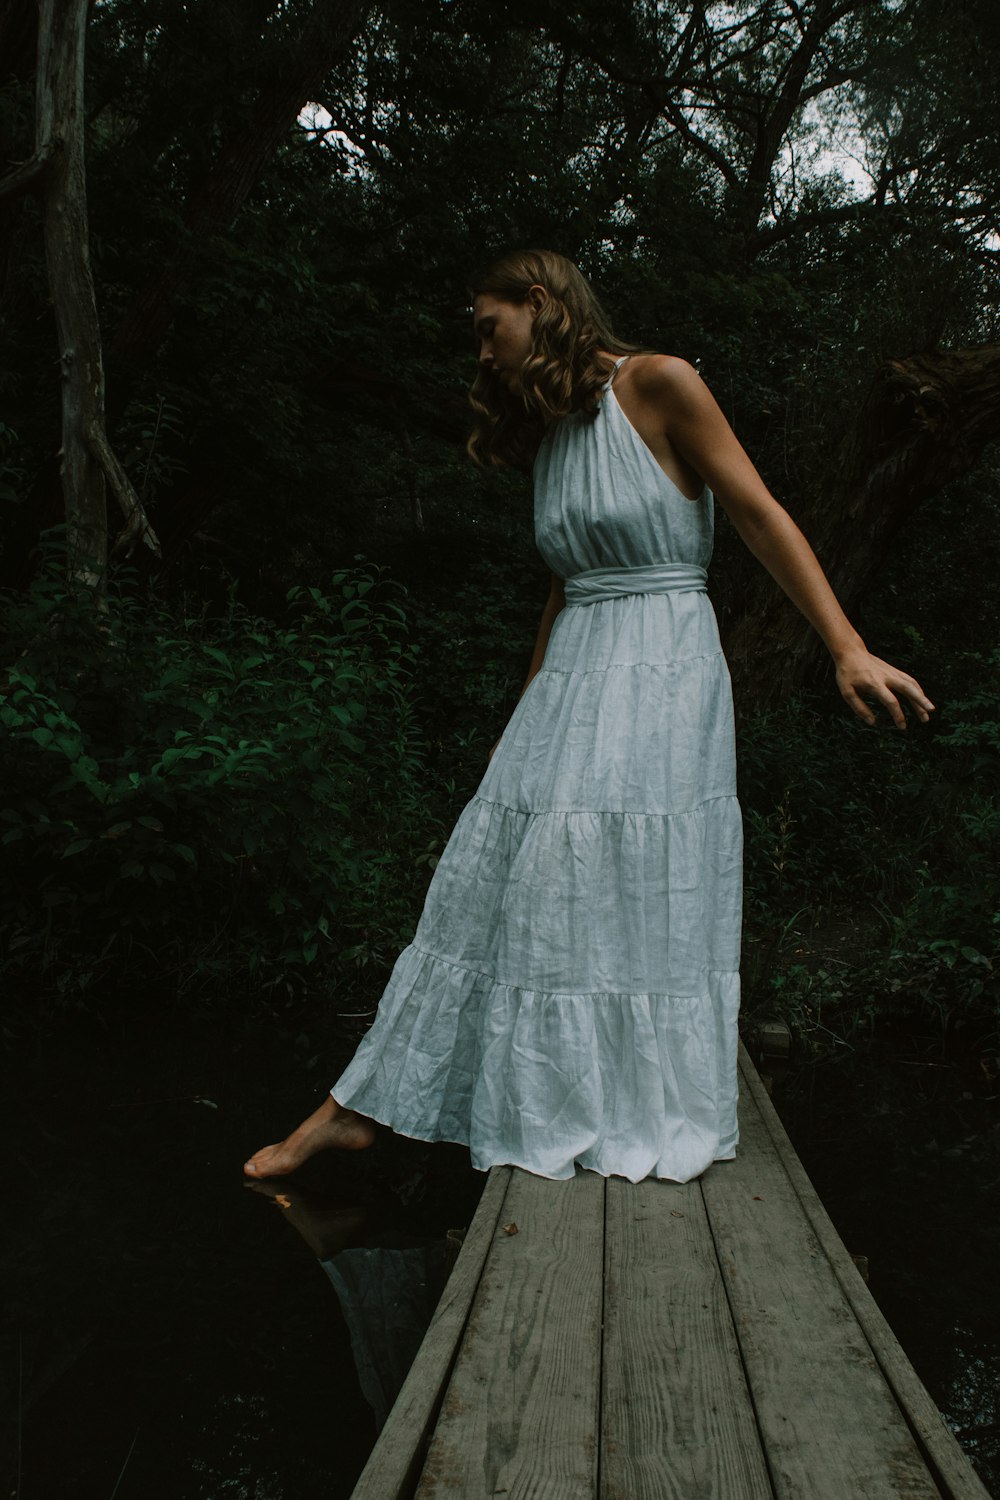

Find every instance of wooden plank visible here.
[601,1174,774,1500]
[415,1168,605,1500]
[702,1058,943,1499]
[349,1166,514,1500]
[737,1044,993,1500]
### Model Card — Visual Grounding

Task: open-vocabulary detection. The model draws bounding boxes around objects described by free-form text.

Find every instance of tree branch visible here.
[0,141,54,199]
[84,422,161,558]
[751,191,899,252]
[658,95,743,190]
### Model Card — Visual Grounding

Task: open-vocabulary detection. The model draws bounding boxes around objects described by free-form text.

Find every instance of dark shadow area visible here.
[6,1004,998,1498]
[772,1023,1000,1497]
[2,1008,483,1499]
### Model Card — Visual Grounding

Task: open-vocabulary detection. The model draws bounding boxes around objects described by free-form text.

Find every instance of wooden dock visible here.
[349,1042,991,1499]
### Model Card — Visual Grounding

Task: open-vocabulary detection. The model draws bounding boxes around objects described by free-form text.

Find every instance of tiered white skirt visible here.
[332,588,743,1183]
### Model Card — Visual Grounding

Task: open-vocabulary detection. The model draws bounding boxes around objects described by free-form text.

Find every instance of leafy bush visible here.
[0,548,442,1027]
[739,649,1000,1044]
[883,653,1000,1027]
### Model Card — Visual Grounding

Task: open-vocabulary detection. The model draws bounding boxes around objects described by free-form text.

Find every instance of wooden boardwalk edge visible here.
[737,1042,992,1500]
[348,1164,514,1500]
[349,1048,992,1500]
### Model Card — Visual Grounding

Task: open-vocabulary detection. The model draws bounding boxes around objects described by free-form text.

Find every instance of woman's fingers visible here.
[842,679,902,728]
[837,656,936,729]
[895,674,936,722]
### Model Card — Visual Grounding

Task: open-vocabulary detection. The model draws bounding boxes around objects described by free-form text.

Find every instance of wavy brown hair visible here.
[466,249,645,470]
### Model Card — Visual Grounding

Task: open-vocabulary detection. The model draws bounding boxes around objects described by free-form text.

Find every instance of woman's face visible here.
[473,287,547,385]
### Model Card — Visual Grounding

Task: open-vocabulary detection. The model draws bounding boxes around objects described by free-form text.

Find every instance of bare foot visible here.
[243,1095,376,1179]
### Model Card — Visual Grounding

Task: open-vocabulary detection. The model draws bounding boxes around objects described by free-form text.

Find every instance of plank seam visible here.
[697,1169,781,1499]
[596,1172,608,1499]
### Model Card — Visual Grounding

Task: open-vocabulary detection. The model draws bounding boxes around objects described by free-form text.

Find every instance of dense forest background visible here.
[2,0,999,1060]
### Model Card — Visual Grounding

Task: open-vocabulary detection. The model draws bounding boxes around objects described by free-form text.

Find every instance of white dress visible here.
[331,357,743,1183]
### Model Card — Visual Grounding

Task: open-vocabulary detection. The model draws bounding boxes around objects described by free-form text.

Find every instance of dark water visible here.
[3,1009,483,1500]
[5,1010,998,1497]
[770,1023,1000,1498]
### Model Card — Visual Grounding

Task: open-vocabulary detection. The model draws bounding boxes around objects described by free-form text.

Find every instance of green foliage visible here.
[740,646,1000,1046]
[0,546,443,1024]
[3,0,1000,1051]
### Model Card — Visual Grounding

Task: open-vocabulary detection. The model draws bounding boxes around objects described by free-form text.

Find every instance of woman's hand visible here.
[833,645,936,729]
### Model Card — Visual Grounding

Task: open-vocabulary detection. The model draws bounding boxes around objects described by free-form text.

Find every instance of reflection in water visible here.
[320,1245,447,1431]
[246,1177,451,1433]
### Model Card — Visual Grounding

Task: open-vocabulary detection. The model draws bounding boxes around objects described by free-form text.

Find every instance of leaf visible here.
[159,746,198,769]
[203,645,234,671]
[54,733,84,761]
[62,838,93,857]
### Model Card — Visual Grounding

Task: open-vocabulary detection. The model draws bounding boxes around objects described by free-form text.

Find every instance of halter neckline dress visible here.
[331,356,743,1183]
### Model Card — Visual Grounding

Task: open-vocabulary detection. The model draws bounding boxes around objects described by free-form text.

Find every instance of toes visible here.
[243,1148,280,1177]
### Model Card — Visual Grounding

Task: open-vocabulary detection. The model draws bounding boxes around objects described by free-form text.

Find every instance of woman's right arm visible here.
[488,571,564,761]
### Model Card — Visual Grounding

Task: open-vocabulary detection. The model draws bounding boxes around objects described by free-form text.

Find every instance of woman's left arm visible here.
[654,357,936,729]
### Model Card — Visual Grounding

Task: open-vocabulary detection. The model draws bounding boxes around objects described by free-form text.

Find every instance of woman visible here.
[244,249,934,1185]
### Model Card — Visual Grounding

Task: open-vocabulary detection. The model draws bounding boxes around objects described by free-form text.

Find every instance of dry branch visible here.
[84,423,161,558]
[0,141,53,199]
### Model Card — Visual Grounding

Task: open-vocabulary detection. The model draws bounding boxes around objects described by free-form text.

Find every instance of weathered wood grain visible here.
[415,1168,605,1500]
[349,1166,513,1500]
[702,1054,942,1499]
[350,1052,988,1500]
[738,1044,992,1500]
[601,1173,774,1500]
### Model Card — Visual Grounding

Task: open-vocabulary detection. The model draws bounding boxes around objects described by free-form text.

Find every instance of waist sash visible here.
[563,562,708,607]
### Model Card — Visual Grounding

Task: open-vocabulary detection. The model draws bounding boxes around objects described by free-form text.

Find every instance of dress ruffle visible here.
[333,778,742,1183]
[404,792,743,994]
[332,943,739,1184]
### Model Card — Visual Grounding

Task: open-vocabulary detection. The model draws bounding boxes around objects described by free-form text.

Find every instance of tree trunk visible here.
[38,0,107,586]
[35,0,159,589]
[723,345,1000,707]
[110,0,372,366]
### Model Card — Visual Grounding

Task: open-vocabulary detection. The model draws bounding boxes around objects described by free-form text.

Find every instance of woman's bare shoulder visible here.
[627,352,704,399]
